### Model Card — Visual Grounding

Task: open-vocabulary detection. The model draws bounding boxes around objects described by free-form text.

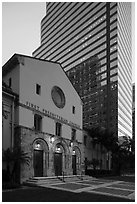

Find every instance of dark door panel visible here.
[54,153,62,176]
[34,150,43,177]
[72,155,77,175]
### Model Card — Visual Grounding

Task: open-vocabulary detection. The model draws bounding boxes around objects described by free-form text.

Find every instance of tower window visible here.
[56,122,62,136]
[34,114,42,131]
[36,84,41,95]
[71,129,76,141]
[72,106,75,114]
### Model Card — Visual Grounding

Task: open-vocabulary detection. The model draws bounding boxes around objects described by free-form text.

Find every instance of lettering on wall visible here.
[20,101,81,130]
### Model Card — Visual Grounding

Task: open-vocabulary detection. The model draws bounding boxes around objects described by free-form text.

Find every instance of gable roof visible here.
[2,53,82,104]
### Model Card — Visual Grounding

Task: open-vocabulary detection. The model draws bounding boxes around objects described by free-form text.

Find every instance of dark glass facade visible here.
[67,55,118,135]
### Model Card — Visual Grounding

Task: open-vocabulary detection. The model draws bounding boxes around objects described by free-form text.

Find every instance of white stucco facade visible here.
[3,55,83,138]
[2,54,84,182]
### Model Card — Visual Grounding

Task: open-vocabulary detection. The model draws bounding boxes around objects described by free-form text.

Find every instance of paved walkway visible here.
[38,178,135,200]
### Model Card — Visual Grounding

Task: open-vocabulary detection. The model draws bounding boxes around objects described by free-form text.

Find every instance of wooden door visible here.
[34,150,43,177]
[54,153,62,176]
[72,155,77,175]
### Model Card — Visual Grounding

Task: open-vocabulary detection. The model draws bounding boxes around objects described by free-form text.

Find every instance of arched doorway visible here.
[52,137,70,176]
[54,144,64,176]
[33,139,49,177]
[72,147,81,175]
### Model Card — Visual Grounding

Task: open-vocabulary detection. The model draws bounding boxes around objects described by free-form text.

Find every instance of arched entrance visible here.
[54,144,64,176]
[33,139,49,177]
[72,147,81,175]
[52,137,70,176]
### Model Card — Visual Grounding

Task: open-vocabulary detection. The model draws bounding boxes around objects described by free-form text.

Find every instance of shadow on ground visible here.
[3,175,135,202]
[2,186,134,202]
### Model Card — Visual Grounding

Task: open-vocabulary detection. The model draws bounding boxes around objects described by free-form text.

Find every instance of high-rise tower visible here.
[33,2,133,138]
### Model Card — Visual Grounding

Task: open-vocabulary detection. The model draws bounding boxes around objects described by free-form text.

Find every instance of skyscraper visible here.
[132,83,135,145]
[33,2,133,138]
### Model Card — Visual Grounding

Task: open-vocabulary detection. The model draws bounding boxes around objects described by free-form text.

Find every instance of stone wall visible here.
[14,126,84,183]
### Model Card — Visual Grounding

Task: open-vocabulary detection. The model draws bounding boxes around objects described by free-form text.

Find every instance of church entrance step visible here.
[24,175,93,187]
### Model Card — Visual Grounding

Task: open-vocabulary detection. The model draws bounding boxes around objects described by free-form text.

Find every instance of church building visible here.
[2,54,84,183]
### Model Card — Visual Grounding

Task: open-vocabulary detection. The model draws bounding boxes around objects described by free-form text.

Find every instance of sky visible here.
[2,2,46,65]
[2,1,136,82]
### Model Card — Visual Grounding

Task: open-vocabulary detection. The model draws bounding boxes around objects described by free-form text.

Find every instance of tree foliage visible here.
[3,147,30,183]
[85,127,134,175]
[85,127,118,152]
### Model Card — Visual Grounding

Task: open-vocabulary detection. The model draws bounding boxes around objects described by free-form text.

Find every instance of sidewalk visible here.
[41,177,135,200]
[2,176,135,202]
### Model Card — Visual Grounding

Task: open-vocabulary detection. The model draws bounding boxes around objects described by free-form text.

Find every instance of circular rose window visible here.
[51,86,65,108]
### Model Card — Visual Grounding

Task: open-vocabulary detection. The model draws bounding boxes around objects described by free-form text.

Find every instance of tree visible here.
[91,158,100,171]
[2,148,13,181]
[2,147,30,183]
[85,158,99,171]
[131,137,135,154]
[116,136,134,174]
[85,127,101,145]
[85,127,134,175]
